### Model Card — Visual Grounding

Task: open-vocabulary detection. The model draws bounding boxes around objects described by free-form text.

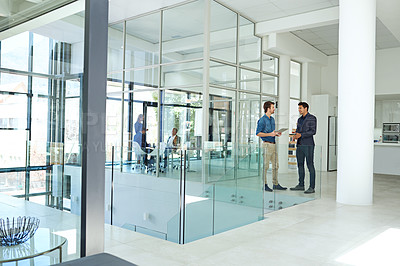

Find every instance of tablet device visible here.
[275,128,288,133]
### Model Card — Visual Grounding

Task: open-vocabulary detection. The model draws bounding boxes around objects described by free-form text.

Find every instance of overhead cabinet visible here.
[375,100,400,126]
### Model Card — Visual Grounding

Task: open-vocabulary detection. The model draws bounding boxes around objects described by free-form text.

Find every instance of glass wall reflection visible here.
[239,16,261,70]
[207,87,235,183]
[126,13,160,69]
[103,0,320,246]
[162,1,204,63]
[0,8,84,262]
[210,1,237,63]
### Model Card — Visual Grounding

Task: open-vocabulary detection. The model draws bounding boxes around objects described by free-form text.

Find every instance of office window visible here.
[210,1,237,63]
[1,32,29,71]
[263,53,278,75]
[239,16,261,70]
[162,1,204,63]
[108,23,124,72]
[126,13,160,69]
[32,33,50,74]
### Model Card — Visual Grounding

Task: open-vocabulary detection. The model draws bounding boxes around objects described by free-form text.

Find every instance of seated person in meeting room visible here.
[256,101,286,192]
[164,128,181,167]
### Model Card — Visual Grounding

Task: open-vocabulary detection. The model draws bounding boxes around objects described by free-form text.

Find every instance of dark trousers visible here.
[296,145,316,189]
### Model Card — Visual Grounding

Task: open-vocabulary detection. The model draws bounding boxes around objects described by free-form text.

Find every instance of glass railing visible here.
[105,145,182,242]
[184,146,263,243]
[106,142,322,244]
[264,144,322,212]
[2,140,321,246]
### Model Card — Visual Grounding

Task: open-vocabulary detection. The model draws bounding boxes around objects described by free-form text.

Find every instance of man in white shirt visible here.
[164,128,181,168]
[167,128,180,148]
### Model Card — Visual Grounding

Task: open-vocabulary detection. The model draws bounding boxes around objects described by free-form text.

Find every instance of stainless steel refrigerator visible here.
[327,116,337,171]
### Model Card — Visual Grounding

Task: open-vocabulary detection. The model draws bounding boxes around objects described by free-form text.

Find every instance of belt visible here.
[263,141,275,144]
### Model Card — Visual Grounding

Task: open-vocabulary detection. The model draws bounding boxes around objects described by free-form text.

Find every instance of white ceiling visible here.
[6,0,397,57]
[291,18,400,56]
[217,0,338,22]
[108,0,400,56]
[109,0,185,24]
[32,16,84,44]
[121,0,240,44]
[109,0,339,24]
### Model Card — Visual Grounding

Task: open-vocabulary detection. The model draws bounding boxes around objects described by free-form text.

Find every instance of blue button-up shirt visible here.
[256,114,275,143]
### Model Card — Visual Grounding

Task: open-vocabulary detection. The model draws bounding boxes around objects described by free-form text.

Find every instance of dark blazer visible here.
[296,113,317,146]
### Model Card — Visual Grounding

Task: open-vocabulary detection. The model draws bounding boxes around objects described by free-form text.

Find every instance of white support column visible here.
[277,55,290,174]
[301,62,309,102]
[337,0,376,205]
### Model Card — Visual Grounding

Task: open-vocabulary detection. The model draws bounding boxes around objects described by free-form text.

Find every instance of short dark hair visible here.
[263,101,274,113]
[298,102,309,110]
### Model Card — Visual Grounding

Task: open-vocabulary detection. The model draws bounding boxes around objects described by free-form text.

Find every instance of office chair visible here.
[131,142,148,173]
[146,143,166,174]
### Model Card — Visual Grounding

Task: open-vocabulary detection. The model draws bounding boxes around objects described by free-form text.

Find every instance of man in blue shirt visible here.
[291,102,317,194]
[256,101,287,192]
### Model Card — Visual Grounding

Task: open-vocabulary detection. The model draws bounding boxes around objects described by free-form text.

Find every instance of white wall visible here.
[71,41,84,74]
[265,33,328,65]
[315,47,400,171]
[311,94,337,171]
[376,47,400,95]
[321,55,338,96]
[321,48,400,133]
[321,47,400,96]
[305,62,322,99]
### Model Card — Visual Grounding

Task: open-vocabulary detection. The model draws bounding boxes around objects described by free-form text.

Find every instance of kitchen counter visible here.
[374,142,400,147]
[374,143,400,175]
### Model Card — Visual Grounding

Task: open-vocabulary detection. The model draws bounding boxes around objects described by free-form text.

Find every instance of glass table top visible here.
[0,228,67,263]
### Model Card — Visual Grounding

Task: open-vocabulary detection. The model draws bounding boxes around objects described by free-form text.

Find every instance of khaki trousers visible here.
[262,142,279,185]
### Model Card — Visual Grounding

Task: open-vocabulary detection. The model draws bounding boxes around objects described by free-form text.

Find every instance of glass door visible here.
[161,89,202,179]
[207,88,235,183]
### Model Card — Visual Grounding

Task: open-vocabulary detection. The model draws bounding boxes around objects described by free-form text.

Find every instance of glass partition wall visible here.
[0,8,85,263]
[105,0,320,244]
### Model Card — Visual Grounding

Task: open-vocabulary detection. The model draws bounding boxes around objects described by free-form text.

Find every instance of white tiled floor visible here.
[2,171,400,265]
[104,171,400,265]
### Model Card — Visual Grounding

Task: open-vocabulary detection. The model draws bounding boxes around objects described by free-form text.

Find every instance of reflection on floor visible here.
[104,172,400,266]
[9,171,400,265]
[0,160,320,264]
[0,193,80,265]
